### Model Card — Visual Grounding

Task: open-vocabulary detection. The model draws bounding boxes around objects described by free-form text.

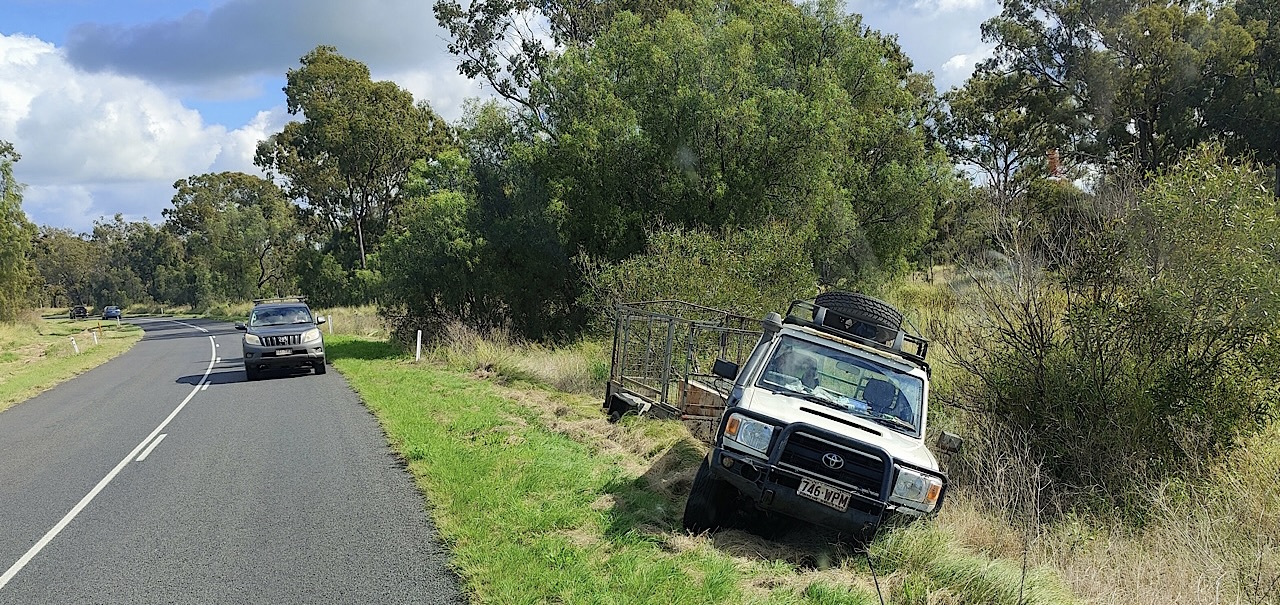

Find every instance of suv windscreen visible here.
[757,335,923,435]
[249,306,313,327]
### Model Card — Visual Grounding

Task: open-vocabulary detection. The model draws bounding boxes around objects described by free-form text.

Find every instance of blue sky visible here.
[0,0,1000,232]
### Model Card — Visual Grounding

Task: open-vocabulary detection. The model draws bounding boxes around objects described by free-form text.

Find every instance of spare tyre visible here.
[814,291,903,332]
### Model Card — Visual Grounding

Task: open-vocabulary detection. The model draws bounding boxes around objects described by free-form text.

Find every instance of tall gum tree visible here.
[255,46,454,270]
[0,140,35,320]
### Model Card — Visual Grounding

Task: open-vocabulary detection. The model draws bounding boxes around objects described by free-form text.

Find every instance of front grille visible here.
[777,432,887,498]
[261,334,301,347]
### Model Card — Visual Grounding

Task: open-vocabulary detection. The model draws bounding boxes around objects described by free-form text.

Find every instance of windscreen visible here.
[250,306,313,327]
[757,335,924,435]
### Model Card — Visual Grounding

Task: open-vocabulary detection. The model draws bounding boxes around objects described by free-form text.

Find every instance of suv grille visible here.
[261,334,301,347]
[778,432,888,498]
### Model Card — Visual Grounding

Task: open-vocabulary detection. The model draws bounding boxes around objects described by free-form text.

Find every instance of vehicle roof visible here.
[781,324,929,378]
[252,302,312,310]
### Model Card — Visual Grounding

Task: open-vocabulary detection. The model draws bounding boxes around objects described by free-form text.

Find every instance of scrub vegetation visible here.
[0,311,142,412]
[1,0,1278,601]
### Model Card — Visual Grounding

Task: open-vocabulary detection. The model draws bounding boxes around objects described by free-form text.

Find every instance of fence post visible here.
[415,330,422,362]
[70,337,79,354]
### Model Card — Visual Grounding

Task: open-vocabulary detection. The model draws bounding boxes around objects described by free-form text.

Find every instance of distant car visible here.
[236,297,327,381]
[102,306,122,320]
[69,305,87,320]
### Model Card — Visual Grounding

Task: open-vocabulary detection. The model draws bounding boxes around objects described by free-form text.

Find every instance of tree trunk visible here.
[356,219,367,270]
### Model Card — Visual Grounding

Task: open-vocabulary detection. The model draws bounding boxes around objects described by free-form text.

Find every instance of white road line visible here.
[0,331,216,591]
[215,357,221,363]
[201,383,210,391]
[135,434,168,462]
[166,319,209,334]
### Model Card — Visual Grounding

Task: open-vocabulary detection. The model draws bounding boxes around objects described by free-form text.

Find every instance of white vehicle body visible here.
[683,295,952,537]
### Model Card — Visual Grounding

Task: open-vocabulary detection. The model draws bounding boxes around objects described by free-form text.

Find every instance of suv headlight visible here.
[723,413,774,454]
[890,467,944,513]
[301,328,322,342]
[244,334,262,346]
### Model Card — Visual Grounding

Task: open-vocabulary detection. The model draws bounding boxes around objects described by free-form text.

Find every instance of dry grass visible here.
[0,312,143,412]
[428,321,609,395]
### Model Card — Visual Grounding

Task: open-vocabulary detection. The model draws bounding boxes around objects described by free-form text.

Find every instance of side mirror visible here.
[316,316,327,325]
[712,358,739,380]
[936,431,963,454]
[234,322,247,331]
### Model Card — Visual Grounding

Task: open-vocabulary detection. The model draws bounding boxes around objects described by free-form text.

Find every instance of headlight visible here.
[301,328,322,342]
[723,413,774,454]
[890,467,944,513]
[244,334,261,346]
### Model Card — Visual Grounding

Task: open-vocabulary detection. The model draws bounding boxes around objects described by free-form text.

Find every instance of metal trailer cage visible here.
[605,300,762,440]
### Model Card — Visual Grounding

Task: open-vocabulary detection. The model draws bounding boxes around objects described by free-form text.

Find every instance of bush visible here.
[944,144,1280,515]
[578,222,820,326]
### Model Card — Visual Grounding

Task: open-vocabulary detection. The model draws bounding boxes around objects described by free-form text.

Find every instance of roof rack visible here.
[252,296,308,305]
[783,299,930,369]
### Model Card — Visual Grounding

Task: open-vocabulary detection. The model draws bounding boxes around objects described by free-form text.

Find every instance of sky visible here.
[0,0,1000,233]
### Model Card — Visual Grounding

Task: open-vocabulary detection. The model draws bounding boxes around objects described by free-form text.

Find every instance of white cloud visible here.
[0,33,272,229]
[941,46,994,76]
[377,66,486,123]
[23,185,96,232]
[915,0,987,12]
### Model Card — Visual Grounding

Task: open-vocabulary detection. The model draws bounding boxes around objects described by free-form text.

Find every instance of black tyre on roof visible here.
[814,291,903,332]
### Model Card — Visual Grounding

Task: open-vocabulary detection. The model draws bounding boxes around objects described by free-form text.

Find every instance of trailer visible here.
[603,300,763,440]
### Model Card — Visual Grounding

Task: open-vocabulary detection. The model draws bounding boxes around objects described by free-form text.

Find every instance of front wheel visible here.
[682,458,736,534]
[314,361,327,375]
[245,366,260,382]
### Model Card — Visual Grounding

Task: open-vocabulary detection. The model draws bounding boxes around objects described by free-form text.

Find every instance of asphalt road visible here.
[0,318,465,604]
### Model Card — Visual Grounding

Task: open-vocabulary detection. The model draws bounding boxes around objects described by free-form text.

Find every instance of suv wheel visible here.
[682,458,735,533]
[245,367,260,382]
[314,361,327,375]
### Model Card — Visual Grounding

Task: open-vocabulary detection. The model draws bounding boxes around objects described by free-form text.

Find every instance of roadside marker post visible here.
[91,331,98,345]
[415,330,422,362]
[69,337,79,354]
[328,315,333,335]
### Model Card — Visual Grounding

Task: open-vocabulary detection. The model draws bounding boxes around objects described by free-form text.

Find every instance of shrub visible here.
[944,144,1280,515]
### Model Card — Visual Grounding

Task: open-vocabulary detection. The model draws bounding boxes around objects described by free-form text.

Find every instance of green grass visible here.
[0,318,143,412]
[327,335,1077,605]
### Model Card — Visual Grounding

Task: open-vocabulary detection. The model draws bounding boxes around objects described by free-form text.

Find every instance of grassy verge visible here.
[328,335,1075,604]
[0,315,143,413]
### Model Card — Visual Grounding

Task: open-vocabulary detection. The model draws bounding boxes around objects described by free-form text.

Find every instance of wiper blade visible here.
[795,392,847,411]
[867,413,915,432]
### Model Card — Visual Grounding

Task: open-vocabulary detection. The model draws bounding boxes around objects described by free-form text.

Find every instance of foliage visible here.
[944,144,1280,513]
[0,141,36,320]
[539,0,951,283]
[965,0,1259,177]
[580,222,820,322]
[255,46,454,271]
[165,172,300,303]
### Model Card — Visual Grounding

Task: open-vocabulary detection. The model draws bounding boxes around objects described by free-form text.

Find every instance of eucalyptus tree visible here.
[536,0,953,283]
[975,0,1254,175]
[165,172,300,301]
[0,140,35,319]
[254,46,454,270]
[1206,0,1280,192]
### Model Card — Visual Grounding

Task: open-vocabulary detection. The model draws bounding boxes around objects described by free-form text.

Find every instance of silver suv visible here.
[235,297,327,381]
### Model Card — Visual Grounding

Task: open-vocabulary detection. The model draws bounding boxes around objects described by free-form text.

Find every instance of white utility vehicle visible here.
[603,292,959,538]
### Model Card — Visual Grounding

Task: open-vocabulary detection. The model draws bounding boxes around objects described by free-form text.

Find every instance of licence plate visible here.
[275,349,292,356]
[797,477,852,512]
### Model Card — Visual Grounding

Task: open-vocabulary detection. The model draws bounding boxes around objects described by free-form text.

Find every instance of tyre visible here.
[814,291,903,331]
[245,367,260,382]
[682,458,736,533]
[314,360,327,375]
